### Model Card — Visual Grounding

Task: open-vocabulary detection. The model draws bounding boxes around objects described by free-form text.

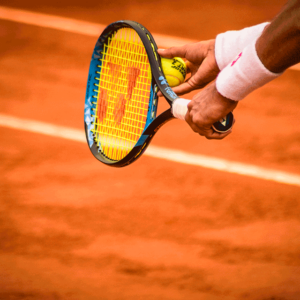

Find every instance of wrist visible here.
[216,41,282,101]
[215,22,270,70]
[213,83,238,113]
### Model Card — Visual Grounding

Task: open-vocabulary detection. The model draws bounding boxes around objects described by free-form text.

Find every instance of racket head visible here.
[84,21,175,167]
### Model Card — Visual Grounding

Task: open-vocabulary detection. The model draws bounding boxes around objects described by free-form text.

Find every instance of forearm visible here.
[256,0,300,73]
[216,0,300,101]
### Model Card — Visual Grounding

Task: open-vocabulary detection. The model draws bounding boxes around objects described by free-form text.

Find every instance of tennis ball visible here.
[161,57,186,87]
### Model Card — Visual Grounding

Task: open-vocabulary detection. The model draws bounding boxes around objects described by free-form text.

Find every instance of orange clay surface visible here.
[1,0,300,299]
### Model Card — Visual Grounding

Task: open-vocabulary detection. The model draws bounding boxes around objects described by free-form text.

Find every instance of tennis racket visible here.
[84,20,234,167]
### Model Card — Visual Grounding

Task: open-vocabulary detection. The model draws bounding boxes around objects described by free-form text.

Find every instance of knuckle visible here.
[187,101,193,111]
[191,126,199,133]
[169,47,177,55]
[191,115,201,126]
[187,122,199,134]
[182,45,189,56]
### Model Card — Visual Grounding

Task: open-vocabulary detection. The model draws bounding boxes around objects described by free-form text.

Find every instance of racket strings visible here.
[92,28,151,161]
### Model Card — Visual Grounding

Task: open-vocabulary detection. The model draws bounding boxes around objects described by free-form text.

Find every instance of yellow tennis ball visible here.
[161,57,186,87]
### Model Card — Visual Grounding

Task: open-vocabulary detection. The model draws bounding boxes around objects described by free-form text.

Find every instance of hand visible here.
[185,82,238,139]
[158,40,220,95]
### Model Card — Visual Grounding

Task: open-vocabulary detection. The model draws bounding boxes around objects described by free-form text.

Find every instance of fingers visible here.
[158,75,207,97]
[205,129,232,140]
[173,75,209,96]
[157,81,196,97]
[158,46,188,59]
[184,61,192,75]
[185,113,230,140]
[184,94,235,140]
[171,82,195,96]
[187,125,233,140]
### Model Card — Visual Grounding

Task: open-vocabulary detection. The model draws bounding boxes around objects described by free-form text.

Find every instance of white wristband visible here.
[216,41,282,101]
[215,22,269,70]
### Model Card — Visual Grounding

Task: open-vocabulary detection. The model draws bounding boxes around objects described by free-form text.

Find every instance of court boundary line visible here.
[0,6,197,48]
[1,113,300,187]
[0,5,299,71]
[1,6,300,187]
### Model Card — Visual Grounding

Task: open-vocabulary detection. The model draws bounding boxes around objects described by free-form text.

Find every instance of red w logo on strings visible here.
[97,63,140,125]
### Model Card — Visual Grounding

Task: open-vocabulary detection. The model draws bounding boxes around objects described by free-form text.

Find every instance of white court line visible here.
[0,6,197,48]
[0,5,300,71]
[0,6,300,186]
[1,113,300,187]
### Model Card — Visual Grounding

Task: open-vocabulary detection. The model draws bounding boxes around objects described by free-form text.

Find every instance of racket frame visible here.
[84,20,233,167]
[84,20,177,167]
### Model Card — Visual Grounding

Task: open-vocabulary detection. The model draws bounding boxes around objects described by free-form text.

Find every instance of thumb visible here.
[157,81,195,97]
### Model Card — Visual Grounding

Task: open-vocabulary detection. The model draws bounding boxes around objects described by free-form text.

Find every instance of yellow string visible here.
[91,28,152,161]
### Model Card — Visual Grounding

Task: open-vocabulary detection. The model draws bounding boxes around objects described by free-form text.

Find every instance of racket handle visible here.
[172,98,190,121]
[172,98,234,133]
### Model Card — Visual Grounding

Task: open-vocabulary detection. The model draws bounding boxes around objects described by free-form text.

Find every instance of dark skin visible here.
[256,0,300,73]
[158,0,300,139]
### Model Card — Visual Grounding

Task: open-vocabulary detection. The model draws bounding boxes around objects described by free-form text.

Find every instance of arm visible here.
[186,0,300,139]
[158,22,269,96]
[256,0,300,73]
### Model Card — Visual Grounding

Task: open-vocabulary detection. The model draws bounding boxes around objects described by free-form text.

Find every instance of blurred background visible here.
[1,0,300,299]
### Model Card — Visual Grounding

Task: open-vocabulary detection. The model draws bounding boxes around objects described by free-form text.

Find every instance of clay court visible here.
[0,0,300,299]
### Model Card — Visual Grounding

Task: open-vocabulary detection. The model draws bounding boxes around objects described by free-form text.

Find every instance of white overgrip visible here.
[172,98,191,120]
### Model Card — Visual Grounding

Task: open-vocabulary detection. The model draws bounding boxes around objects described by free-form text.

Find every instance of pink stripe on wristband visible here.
[216,41,282,101]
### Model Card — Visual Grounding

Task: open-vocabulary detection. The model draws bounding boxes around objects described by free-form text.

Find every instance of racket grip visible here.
[172,98,190,120]
[172,98,234,133]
